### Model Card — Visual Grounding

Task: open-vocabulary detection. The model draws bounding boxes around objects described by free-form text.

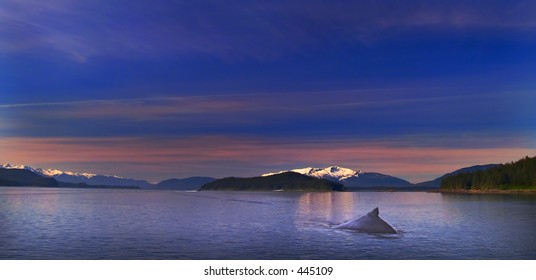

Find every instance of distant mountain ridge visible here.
[1,163,152,188]
[2,163,100,178]
[2,162,508,191]
[1,163,217,190]
[262,166,412,187]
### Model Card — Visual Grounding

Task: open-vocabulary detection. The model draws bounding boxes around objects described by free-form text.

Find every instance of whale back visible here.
[335,207,396,234]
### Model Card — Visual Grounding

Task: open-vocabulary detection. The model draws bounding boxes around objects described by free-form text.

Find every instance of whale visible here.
[334,207,397,234]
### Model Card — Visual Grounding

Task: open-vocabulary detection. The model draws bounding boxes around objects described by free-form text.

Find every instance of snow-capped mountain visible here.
[262,166,360,181]
[1,163,152,188]
[262,166,412,187]
[2,163,100,178]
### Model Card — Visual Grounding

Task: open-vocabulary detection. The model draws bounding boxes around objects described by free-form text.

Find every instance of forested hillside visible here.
[441,156,536,190]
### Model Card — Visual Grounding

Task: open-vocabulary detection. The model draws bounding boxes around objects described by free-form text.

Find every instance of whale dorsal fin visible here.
[369,207,379,216]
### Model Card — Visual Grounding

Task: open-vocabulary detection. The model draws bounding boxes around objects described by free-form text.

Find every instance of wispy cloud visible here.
[0,95,253,122]
[1,87,533,140]
[0,85,501,109]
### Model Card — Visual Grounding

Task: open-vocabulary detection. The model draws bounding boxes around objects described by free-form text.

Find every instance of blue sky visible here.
[1,0,535,182]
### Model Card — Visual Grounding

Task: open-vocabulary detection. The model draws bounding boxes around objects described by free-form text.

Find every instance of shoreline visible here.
[437,189,536,195]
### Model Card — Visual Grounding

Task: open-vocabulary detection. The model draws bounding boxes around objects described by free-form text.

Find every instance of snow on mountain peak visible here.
[262,165,360,181]
[1,163,41,174]
[1,163,27,170]
[40,169,99,178]
[1,163,108,179]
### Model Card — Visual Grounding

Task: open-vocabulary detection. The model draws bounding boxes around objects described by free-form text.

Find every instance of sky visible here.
[1,0,535,183]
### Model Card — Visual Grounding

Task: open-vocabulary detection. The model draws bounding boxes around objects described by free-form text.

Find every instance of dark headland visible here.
[0,168,139,189]
[200,172,344,191]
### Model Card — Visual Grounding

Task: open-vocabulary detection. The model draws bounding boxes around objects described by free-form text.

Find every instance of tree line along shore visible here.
[440,156,536,194]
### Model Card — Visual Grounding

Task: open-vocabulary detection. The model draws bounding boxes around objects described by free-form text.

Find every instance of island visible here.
[200,171,345,191]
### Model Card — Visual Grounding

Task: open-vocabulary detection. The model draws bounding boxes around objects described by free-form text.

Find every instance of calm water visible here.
[1,187,535,259]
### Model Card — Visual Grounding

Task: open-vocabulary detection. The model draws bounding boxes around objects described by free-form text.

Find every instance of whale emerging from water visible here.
[335,207,397,234]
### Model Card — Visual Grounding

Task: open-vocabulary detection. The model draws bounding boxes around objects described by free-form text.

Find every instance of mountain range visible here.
[1,163,153,188]
[2,162,500,190]
[262,166,412,188]
[1,163,214,190]
[0,168,139,189]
